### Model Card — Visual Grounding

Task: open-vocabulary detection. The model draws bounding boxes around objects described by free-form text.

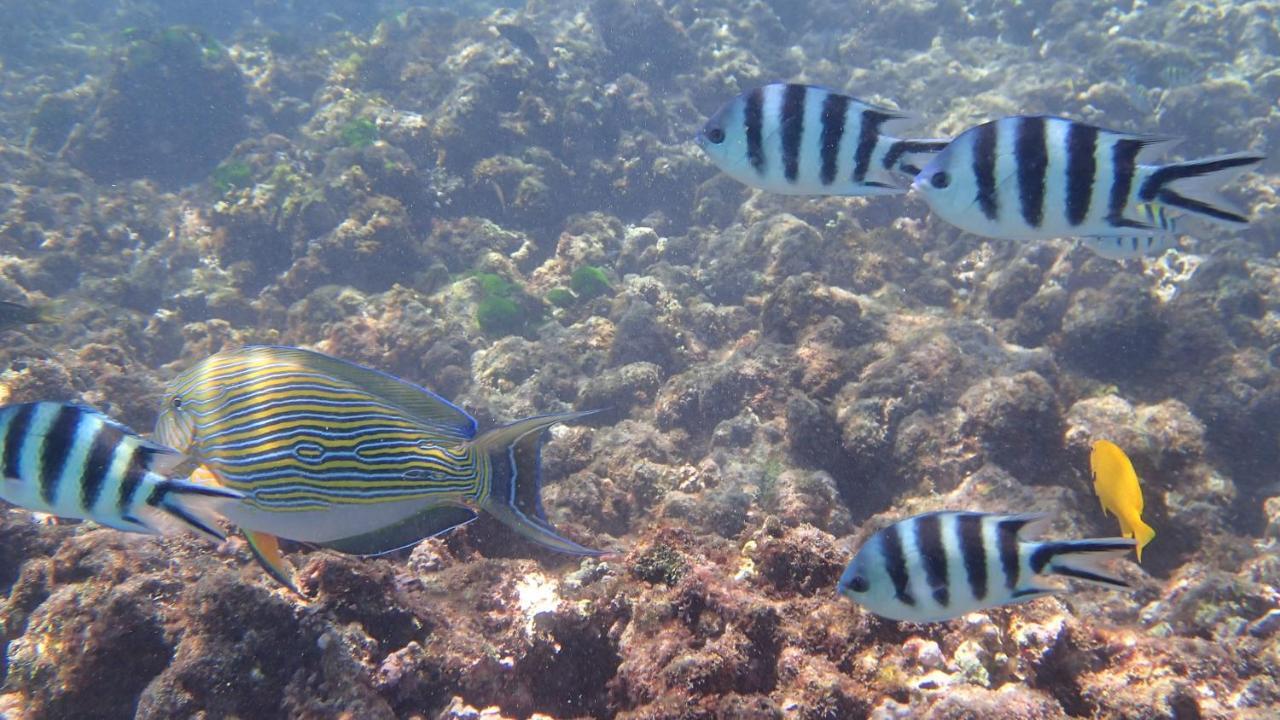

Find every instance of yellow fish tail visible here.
[1130,518,1155,563]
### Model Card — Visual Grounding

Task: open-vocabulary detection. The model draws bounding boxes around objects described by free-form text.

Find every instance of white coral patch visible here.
[515,572,562,636]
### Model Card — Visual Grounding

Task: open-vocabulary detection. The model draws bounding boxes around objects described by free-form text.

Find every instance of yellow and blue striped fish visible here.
[0,402,243,541]
[155,345,602,590]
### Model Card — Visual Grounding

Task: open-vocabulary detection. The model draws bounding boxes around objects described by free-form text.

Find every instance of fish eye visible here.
[705,126,725,144]
[845,575,870,593]
[930,171,950,189]
[170,396,183,409]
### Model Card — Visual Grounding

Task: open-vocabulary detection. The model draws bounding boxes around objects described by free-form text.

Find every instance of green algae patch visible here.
[545,287,576,308]
[340,118,378,149]
[570,265,612,300]
[212,160,253,194]
[466,271,545,337]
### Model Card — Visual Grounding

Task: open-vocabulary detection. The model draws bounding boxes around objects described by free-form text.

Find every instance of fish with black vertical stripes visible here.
[696,83,949,195]
[0,402,243,541]
[912,115,1263,241]
[1079,203,1182,260]
[837,511,1135,623]
[154,345,604,592]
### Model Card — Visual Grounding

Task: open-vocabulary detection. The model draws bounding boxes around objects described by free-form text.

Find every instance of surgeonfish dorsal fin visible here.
[473,410,604,556]
[241,345,478,440]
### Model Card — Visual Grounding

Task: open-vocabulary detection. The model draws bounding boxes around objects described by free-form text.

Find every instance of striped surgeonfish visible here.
[838,511,1134,623]
[1079,203,1181,260]
[912,115,1263,242]
[696,83,948,196]
[0,402,243,541]
[154,345,603,591]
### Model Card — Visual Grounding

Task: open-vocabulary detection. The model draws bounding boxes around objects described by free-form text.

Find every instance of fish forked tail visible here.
[1030,538,1136,590]
[1129,518,1156,563]
[1138,152,1264,228]
[883,138,951,178]
[136,480,245,544]
[473,410,605,556]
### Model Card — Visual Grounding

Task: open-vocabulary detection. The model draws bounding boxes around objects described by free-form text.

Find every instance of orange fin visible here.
[244,530,299,595]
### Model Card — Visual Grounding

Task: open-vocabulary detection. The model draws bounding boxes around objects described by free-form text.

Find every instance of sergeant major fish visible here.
[838,510,1134,623]
[912,115,1263,242]
[0,300,59,333]
[155,345,603,590]
[1079,203,1181,260]
[697,83,948,196]
[0,402,242,541]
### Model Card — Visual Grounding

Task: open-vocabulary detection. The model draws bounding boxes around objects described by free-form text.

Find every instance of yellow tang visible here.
[1089,439,1155,562]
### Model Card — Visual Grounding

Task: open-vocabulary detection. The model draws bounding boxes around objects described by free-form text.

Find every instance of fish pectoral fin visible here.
[244,530,299,594]
[319,505,478,556]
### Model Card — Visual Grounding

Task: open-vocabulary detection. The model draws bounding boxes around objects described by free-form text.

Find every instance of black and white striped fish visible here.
[1080,203,1181,260]
[912,115,1263,241]
[838,511,1134,623]
[696,83,948,196]
[0,402,242,542]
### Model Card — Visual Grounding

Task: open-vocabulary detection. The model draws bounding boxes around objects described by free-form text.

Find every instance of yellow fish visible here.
[1089,440,1155,562]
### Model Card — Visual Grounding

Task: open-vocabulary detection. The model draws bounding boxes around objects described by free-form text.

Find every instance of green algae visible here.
[340,117,378,149]
[467,272,544,337]
[545,287,575,308]
[570,265,612,300]
[212,160,253,194]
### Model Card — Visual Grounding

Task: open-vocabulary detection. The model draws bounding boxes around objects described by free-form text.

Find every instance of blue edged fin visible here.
[244,530,299,594]
[473,411,604,556]
[320,505,478,556]
[240,345,478,439]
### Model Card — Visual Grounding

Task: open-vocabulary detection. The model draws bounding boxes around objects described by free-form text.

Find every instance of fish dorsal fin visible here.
[996,512,1051,540]
[242,345,478,440]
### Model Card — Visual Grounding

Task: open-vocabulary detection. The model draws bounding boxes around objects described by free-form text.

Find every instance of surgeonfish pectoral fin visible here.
[473,410,605,556]
[142,479,244,543]
[319,505,478,556]
[244,530,299,594]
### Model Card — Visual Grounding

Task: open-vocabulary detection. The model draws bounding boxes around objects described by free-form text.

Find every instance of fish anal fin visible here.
[244,530,298,594]
[320,505,478,556]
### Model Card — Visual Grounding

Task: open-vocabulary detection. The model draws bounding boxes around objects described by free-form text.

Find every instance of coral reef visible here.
[0,0,1277,717]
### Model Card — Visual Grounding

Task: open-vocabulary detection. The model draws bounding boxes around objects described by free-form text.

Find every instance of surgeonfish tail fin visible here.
[473,410,605,556]
[1139,152,1264,228]
[140,480,244,544]
[884,137,951,177]
[1031,538,1136,590]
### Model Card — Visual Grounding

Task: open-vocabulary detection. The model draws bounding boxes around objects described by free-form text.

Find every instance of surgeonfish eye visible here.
[930,171,950,189]
[705,126,726,144]
[845,575,870,593]
[171,396,183,409]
